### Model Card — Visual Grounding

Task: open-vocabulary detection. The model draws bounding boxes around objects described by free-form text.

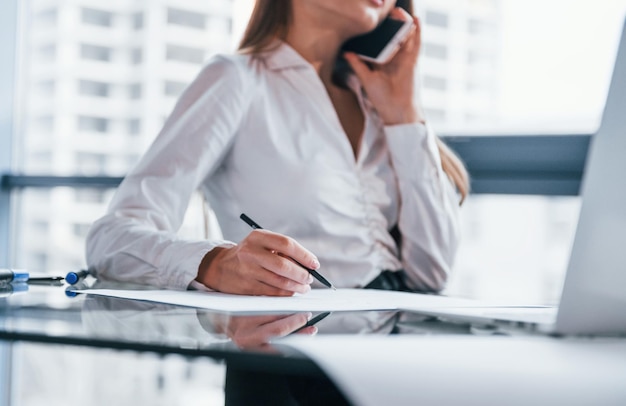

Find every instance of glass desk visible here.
[0,282,481,405]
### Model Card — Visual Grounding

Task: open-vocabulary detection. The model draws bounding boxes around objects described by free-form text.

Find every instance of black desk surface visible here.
[0,282,476,377]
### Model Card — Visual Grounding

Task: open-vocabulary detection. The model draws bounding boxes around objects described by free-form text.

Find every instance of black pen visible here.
[291,311,332,334]
[239,213,336,290]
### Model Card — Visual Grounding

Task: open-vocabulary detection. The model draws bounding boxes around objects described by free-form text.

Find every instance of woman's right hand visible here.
[214,313,317,349]
[195,229,319,296]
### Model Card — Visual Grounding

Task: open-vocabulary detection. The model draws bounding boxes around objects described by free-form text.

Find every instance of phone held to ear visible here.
[342,17,414,64]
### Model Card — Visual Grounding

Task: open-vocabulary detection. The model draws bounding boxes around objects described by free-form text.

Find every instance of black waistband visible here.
[364,270,412,292]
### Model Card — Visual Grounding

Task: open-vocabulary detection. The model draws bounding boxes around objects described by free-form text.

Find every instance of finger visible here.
[389,6,413,22]
[238,314,295,327]
[256,249,313,284]
[241,244,312,285]
[408,16,422,58]
[247,230,320,270]
[255,281,295,297]
[231,271,294,296]
[256,267,312,294]
[294,326,318,335]
[344,51,374,83]
[255,312,312,339]
[229,313,306,348]
[395,16,420,62]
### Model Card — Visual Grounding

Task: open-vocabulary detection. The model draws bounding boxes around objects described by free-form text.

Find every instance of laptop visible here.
[420,19,626,336]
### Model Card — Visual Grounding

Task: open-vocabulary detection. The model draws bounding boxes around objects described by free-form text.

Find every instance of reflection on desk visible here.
[7,282,592,405]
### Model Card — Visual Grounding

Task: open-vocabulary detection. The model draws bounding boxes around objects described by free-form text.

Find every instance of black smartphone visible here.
[342,17,414,64]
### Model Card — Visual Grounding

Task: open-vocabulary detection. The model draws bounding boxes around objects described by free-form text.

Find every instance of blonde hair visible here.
[239,0,470,203]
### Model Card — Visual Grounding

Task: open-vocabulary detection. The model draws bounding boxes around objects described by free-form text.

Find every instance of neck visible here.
[285,7,351,85]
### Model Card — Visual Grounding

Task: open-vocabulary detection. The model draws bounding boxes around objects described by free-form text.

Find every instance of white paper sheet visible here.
[73,288,532,313]
[279,335,626,406]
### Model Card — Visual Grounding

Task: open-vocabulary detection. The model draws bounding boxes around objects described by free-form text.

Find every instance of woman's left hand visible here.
[344,7,424,126]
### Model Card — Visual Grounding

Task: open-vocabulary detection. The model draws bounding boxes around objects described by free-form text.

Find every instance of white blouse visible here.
[85,41,461,292]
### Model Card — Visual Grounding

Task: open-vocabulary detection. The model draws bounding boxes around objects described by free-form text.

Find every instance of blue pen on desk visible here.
[0,282,28,298]
[65,269,90,285]
[0,269,29,284]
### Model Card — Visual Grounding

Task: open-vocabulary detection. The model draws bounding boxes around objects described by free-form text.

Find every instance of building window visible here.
[128,118,141,135]
[81,44,112,62]
[425,10,449,28]
[209,16,233,35]
[423,43,448,60]
[423,75,447,91]
[75,152,107,174]
[166,44,205,64]
[131,48,142,65]
[467,50,494,67]
[167,7,207,30]
[79,80,110,97]
[35,116,54,132]
[39,44,56,62]
[468,18,495,36]
[72,223,92,239]
[37,9,57,25]
[78,116,109,133]
[128,83,142,99]
[126,154,141,170]
[32,221,50,235]
[81,8,113,27]
[37,80,55,96]
[75,188,108,204]
[133,12,144,30]
[425,108,446,123]
[164,80,187,97]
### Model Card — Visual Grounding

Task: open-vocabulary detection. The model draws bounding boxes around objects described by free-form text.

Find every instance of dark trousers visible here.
[224,365,352,406]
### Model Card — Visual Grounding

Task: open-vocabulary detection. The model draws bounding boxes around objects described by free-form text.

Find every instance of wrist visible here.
[381,105,425,126]
[196,247,228,290]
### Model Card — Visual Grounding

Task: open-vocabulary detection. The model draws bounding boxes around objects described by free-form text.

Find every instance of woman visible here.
[86,0,469,297]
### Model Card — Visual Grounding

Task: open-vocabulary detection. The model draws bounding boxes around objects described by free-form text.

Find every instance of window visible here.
[37,80,55,96]
[79,80,110,97]
[166,44,205,64]
[167,7,207,30]
[131,48,142,64]
[424,108,446,123]
[78,116,109,133]
[75,188,108,204]
[37,8,57,25]
[423,75,447,91]
[133,12,143,30]
[468,18,495,36]
[72,223,92,238]
[31,221,49,235]
[34,116,54,132]
[209,16,233,35]
[423,43,448,60]
[75,152,107,174]
[128,118,141,135]
[425,10,449,28]
[80,44,112,62]
[39,44,56,62]
[81,7,113,27]
[128,83,142,99]
[467,49,495,66]
[164,80,187,97]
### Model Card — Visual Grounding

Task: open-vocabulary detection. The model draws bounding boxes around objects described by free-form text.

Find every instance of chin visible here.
[347,8,384,37]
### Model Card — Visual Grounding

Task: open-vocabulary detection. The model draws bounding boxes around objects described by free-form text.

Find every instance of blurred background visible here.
[2,0,626,404]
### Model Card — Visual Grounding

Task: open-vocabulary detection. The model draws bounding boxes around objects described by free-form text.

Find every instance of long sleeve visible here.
[86,55,250,290]
[384,122,461,292]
